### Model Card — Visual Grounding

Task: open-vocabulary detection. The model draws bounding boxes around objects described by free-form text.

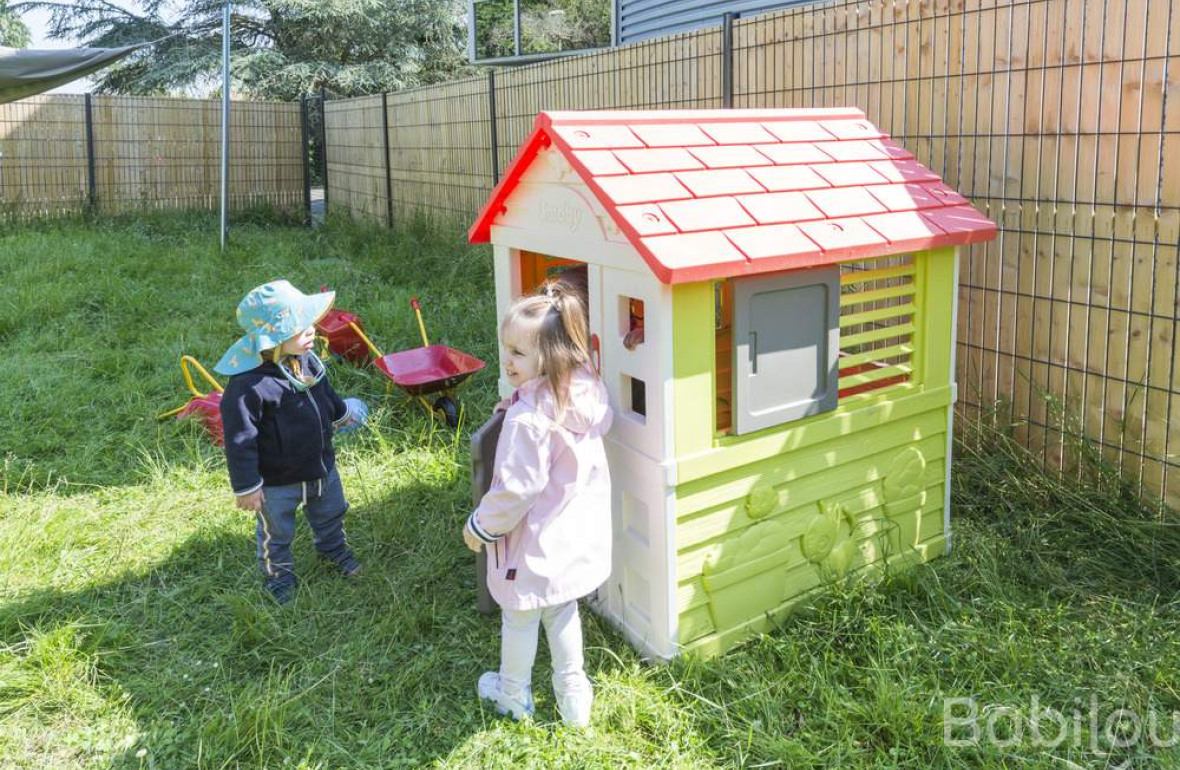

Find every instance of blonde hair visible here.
[503,280,592,416]
[260,344,315,384]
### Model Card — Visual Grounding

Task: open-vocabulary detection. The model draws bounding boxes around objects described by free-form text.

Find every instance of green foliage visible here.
[14,0,471,98]
[473,0,609,60]
[0,0,29,47]
[2,213,1179,768]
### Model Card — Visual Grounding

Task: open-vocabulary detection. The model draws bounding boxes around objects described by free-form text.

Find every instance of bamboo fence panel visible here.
[1,94,303,221]
[387,76,493,222]
[321,0,1180,510]
[324,94,389,223]
[0,95,87,218]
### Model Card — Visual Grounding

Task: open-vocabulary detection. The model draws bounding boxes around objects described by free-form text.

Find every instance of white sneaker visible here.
[555,687,593,728]
[477,671,534,721]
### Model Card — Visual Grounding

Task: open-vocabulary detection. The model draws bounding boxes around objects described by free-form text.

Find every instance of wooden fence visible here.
[325,0,1179,512]
[0,94,305,219]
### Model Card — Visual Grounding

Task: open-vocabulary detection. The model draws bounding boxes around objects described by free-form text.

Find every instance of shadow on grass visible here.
[0,472,525,769]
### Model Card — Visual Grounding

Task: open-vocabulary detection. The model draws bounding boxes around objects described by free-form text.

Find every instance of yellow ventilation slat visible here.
[839,302,915,329]
[839,263,916,286]
[839,283,916,308]
[841,322,916,348]
[838,363,913,390]
[839,343,914,369]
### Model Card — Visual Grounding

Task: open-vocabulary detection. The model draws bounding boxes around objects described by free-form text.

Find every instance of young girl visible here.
[216,280,364,604]
[463,281,613,728]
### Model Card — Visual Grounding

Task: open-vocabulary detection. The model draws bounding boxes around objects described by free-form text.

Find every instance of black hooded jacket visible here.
[219,355,347,493]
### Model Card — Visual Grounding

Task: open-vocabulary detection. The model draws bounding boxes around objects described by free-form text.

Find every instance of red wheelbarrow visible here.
[347,298,485,428]
[316,306,371,364]
[157,356,225,445]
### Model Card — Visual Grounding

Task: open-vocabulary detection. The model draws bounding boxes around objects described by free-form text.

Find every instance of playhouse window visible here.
[623,374,647,421]
[714,253,918,435]
[518,249,584,295]
[619,297,645,349]
[836,254,916,398]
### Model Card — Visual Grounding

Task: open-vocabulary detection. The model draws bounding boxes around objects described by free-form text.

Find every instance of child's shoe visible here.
[266,578,297,605]
[321,551,363,578]
[555,688,593,728]
[477,671,534,721]
[338,553,363,578]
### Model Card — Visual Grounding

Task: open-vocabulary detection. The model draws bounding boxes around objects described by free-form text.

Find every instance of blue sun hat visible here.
[214,280,335,375]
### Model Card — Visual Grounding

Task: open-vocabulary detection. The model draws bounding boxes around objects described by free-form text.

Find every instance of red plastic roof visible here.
[469,109,997,284]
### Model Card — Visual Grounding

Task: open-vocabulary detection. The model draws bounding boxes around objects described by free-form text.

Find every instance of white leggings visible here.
[499,600,591,702]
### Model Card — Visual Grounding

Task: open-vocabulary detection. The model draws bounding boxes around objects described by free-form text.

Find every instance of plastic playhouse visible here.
[469,108,997,659]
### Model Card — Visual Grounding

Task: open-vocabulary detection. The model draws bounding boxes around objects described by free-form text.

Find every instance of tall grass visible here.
[2,212,1178,769]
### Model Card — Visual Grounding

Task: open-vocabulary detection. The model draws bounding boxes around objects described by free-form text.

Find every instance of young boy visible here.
[215,280,363,604]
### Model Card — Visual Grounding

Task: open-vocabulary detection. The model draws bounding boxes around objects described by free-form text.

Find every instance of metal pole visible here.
[299,94,311,226]
[219,1,231,251]
[83,93,96,210]
[487,70,499,185]
[513,0,521,57]
[382,91,393,228]
[722,12,734,109]
[320,86,329,216]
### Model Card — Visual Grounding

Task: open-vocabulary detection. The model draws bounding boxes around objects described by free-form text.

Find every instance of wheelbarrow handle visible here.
[347,321,384,358]
[410,297,430,348]
[180,355,224,397]
[156,403,188,420]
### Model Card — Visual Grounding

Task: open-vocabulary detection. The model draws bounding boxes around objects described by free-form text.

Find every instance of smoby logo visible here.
[537,198,583,233]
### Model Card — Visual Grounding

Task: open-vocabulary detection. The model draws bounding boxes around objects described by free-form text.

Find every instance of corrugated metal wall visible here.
[617,0,811,43]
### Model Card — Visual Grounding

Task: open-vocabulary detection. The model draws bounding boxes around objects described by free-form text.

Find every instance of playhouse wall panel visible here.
[675,445,947,578]
[676,471,947,616]
[675,487,946,618]
[672,397,952,652]
[675,435,947,554]
[675,385,952,484]
[679,507,949,657]
[594,439,678,659]
[599,268,670,462]
[675,406,948,518]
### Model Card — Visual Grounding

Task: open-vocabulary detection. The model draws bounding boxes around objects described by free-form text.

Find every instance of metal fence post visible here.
[319,86,329,216]
[722,12,735,109]
[487,70,499,186]
[299,94,312,226]
[382,91,394,228]
[84,93,97,210]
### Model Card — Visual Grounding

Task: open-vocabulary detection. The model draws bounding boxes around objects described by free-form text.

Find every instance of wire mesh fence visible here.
[247,0,1180,511]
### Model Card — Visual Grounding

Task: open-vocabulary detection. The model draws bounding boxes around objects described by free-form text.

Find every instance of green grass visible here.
[2,211,1180,768]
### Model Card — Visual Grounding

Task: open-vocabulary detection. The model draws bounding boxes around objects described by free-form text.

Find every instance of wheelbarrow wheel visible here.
[433,396,460,428]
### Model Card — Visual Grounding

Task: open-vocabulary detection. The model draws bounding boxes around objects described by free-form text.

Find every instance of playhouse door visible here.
[732,267,840,435]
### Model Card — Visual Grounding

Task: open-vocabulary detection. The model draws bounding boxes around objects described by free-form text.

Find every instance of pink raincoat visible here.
[466,366,613,611]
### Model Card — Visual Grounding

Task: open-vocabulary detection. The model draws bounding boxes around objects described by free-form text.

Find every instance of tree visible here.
[14,0,471,99]
[1,0,30,47]
[472,0,608,61]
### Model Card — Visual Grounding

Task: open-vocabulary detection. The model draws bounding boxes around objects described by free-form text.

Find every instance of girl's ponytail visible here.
[537,280,591,417]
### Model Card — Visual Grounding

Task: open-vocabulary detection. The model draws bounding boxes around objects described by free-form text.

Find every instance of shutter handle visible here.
[749,331,758,375]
